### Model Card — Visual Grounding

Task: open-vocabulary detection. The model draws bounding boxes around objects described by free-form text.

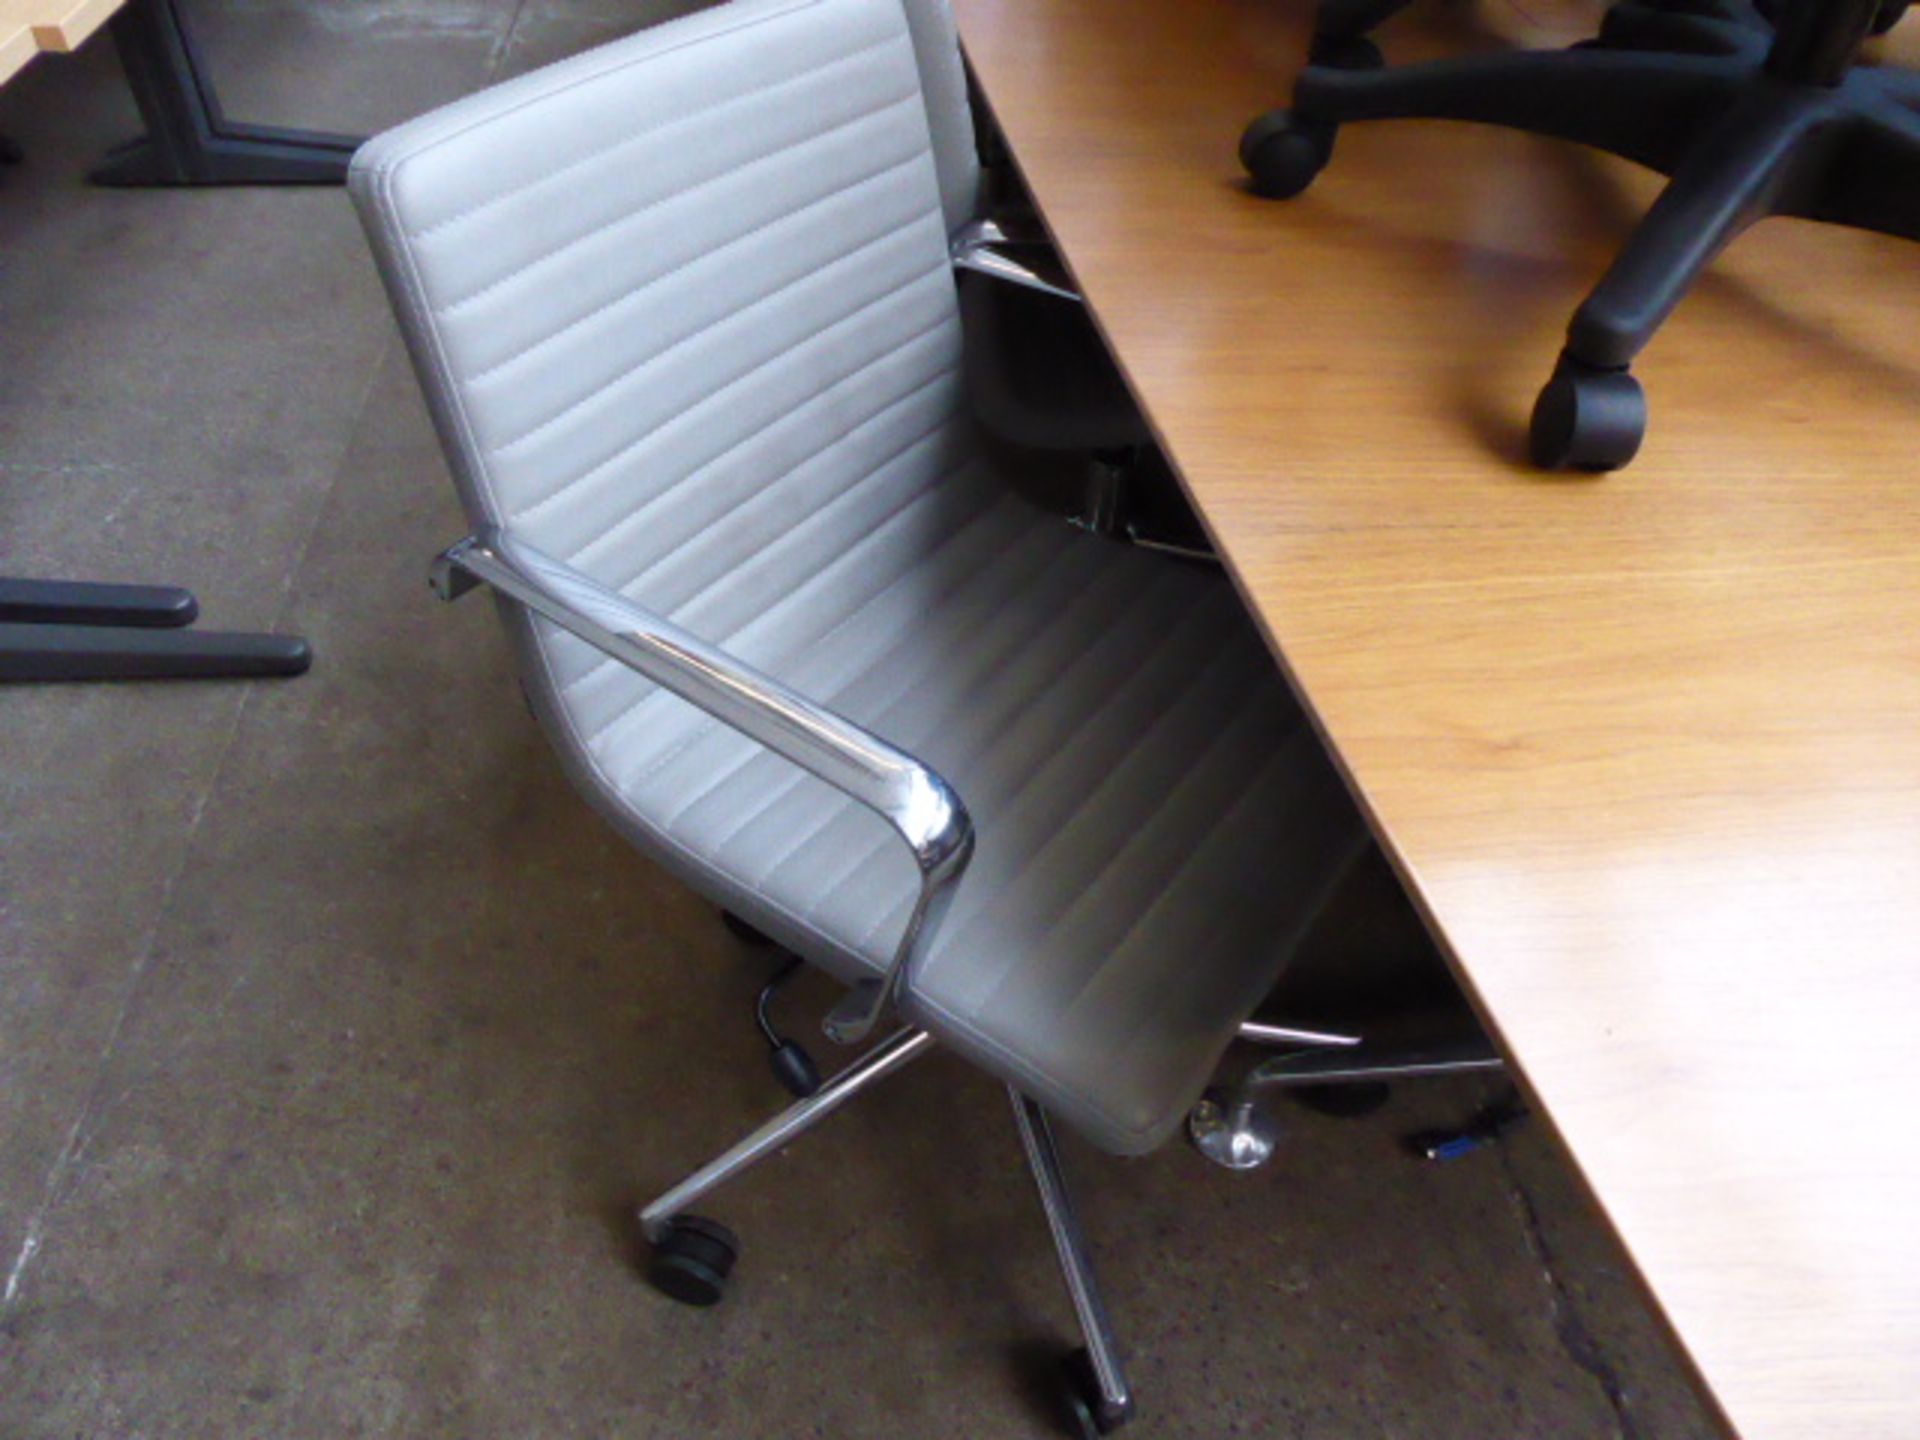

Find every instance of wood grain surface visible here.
[27,0,122,53]
[949,1,1920,1435]
[0,0,122,84]
[1,1,43,83]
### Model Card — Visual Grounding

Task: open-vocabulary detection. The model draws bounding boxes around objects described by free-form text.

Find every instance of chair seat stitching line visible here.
[407,28,909,242]
[433,86,918,319]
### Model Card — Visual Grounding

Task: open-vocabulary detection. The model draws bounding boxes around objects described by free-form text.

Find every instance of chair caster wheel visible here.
[1240,111,1335,199]
[1529,361,1646,471]
[1308,33,1382,69]
[769,1038,822,1098]
[645,1215,738,1307]
[1058,1347,1132,1437]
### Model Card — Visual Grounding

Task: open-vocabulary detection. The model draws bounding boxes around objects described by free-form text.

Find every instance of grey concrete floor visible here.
[0,3,1725,1436]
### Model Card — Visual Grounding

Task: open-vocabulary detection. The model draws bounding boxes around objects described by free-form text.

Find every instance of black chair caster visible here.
[768,1037,822,1098]
[1240,111,1336,199]
[646,1215,739,1307]
[1058,1347,1132,1437]
[1529,358,1647,471]
[755,953,822,1098]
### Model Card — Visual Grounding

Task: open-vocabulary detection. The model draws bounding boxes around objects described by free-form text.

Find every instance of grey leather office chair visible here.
[350,0,1423,1429]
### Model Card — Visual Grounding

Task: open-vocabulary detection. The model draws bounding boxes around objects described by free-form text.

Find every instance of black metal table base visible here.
[91,0,360,188]
[0,577,311,683]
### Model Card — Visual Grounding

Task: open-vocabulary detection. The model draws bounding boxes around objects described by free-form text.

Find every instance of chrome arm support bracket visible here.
[950,218,1083,303]
[434,529,975,1043]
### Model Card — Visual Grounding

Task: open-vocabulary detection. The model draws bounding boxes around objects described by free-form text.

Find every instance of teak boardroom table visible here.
[950,0,1920,1435]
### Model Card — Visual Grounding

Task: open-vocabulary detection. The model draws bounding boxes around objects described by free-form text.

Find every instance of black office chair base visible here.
[92,0,360,187]
[1059,1346,1133,1438]
[646,1216,739,1308]
[1245,0,1920,469]
[1309,32,1384,72]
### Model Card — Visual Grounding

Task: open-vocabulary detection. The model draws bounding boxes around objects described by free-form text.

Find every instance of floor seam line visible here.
[1,332,399,1316]
[1497,1142,1643,1440]
[1,684,256,1315]
[484,0,536,82]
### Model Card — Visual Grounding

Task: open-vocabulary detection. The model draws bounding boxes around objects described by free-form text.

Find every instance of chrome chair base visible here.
[1186,1090,1284,1172]
[637,1032,1134,1433]
[637,1026,933,1246]
[1187,1031,1507,1174]
[1012,1090,1135,1434]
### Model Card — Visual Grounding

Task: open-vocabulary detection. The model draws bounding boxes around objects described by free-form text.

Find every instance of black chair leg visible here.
[1243,49,1742,202]
[1297,50,1746,170]
[1564,88,1819,373]
[1315,0,1417,40]
[1529,86,1820,469]
[1595,0,1771,56]
[1810,104,1920,243]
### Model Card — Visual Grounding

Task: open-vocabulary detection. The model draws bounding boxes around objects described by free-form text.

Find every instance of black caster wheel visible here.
[1058,1347,1132,1438]
[1240,111,1335,199]
[646,1215,738,1307]
[721,910,773,946]
[1529,361,1647,471]
[1308,32,1383,69]
[768,1038,822,1098]
[1292,1081,1392,1119]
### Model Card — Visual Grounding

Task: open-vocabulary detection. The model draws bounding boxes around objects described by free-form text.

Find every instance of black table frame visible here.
[92,0,359,186]
[1,0,337,682]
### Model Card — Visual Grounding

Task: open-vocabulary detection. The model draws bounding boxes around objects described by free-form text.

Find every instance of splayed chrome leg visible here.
[639,1027,932,1242]
[1011,1089,1134,1435]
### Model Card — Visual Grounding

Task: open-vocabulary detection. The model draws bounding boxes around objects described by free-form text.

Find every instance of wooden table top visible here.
[950,0,1920,1434]
[1,0,122,85]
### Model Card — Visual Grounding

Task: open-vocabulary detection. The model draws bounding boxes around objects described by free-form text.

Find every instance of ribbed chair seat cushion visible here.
[553,467,1359,1153]
[350,0,1363,1156]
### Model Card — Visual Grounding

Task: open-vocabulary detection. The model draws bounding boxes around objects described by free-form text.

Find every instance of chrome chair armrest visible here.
[434,527,975,1043]
[950,218,1082,302]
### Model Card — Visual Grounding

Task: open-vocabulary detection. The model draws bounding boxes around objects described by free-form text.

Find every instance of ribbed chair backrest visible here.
[350,0,982,721]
